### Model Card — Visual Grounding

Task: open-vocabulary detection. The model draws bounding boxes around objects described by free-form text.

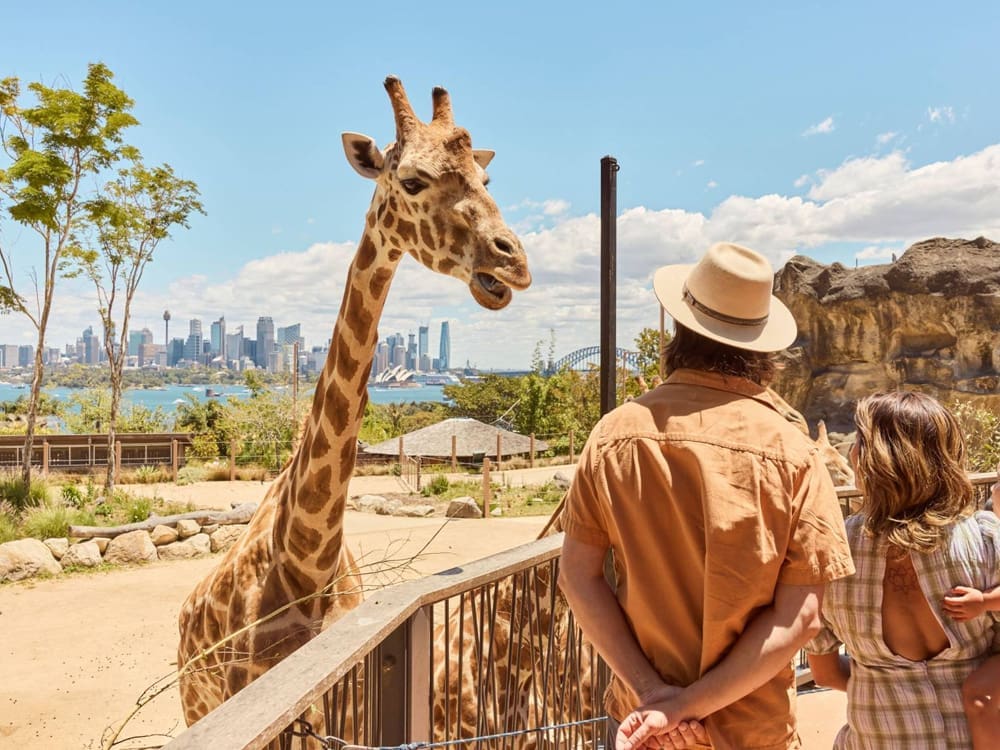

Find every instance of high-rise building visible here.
[418,325,429,370]
[438,321,451,371]
[169,338,185,366]
[407,332,417,370]
[210,317,226,362]
[277,323,302,347]
[256,317,275,370]
[82,326,100,365]
[226,326,244,367]
[18,345,33,368]
[184,319,203,363]
[0,344,18,369]
[127,328,154,357]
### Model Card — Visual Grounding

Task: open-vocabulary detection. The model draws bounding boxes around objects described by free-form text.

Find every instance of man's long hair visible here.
[663,323,776,385]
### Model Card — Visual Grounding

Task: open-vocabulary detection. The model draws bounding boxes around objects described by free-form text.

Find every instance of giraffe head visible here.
[342,76,530,310]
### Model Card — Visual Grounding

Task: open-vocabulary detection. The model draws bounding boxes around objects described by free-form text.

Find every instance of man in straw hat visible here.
[559,242,855,749]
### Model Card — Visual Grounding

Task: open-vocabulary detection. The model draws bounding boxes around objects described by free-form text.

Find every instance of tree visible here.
[634,326,671,383]
[62,388,169,434]
[73,154,202,493]
[0,63,138,484]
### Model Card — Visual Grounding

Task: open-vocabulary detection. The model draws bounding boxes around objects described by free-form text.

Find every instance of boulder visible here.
[395,504,436,518]
[176,519,201,538]
[552,471,573,490]
[446,497,483,519]
[150,524,178,546]
[93,537,110,554]
[0,539,62,582]
[158,539,201,560]
[188,533,211,555]
[44,537,69,560]
[62,541,103,568]
[772,237,1000,431]
[210,524,245,553]
[104,530,158,565]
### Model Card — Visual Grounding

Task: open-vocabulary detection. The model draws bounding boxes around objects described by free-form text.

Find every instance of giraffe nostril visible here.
[493,237,515,255]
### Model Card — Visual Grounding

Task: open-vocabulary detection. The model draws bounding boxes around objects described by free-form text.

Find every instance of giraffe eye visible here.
[400,178,427,195]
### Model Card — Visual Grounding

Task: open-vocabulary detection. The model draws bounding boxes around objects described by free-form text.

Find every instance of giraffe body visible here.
[177,77,530,725]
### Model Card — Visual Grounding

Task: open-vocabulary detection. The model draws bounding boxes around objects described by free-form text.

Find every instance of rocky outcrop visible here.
[772,236,1000,430]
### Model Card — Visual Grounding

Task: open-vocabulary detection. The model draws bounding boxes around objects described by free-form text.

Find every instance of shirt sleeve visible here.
[805,616,843,655]
[560,430,610,548]
[779,449,856,586]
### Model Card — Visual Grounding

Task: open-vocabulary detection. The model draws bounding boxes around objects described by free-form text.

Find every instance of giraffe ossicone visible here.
[176,76,531,726]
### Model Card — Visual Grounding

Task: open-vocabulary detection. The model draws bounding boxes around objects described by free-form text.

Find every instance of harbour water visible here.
[0,382,449,414]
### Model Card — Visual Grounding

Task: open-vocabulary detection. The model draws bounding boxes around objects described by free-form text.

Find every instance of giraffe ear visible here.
[473,149,495,169]
[342,132,385,179]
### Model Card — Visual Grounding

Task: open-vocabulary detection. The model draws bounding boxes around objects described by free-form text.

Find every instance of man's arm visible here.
[558,534,672,704]
[618,581,824,750]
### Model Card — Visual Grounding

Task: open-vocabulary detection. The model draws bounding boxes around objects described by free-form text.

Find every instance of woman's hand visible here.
[616,713,709,750]
[943,586,986,621]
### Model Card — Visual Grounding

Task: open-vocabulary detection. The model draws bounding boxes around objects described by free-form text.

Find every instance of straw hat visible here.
[653,242,797,352]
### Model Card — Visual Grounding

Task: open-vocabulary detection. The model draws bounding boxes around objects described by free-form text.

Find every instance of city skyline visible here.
[2,3,998,368]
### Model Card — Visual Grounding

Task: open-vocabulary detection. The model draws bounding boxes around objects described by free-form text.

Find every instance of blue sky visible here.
[2,1,999,369]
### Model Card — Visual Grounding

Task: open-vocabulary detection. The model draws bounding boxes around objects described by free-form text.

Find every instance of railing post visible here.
[378,621,408,745]
[42,439,49,476]
[398,436,405,474]
[529,433,535,468]
[171,439,179,481]
[496,433,502,471]
[482,457,492,518]
[451,434,457,472]
[407,605,432,741]
[569,431,575,465]
[229,438,237,480]
[416,456,422,492]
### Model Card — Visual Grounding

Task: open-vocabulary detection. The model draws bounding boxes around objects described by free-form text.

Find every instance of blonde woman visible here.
[806,392,1000,748]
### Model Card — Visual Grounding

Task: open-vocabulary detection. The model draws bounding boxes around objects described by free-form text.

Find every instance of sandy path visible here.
[0,477,845,749]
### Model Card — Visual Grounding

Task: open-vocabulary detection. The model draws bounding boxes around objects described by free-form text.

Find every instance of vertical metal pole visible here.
[600,156,619,417]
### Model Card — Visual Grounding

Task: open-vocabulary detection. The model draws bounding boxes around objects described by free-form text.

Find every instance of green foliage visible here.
[176,464,207,485]
[189,432,221,460]
[61,387,169,433]
[20,504,95,540]
[950,400,1000,473]
[126,465,171,484]
[0,474,50,512]
[0,508,18,543]
[222,387,307,470]
[421,473,450,497]
[634,326,671,382]
[0,393,65,418]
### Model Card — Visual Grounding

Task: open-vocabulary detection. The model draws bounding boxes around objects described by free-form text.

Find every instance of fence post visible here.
[230,438,237,480]
[171,440,178,481]
[416,456,422,492]
[115,440,122,484]
[482,457,492,518]
[569,431,575,465]
[398,436,405,474]
[496,433,502,471]
[529,433,535,468]
[42,439,49,476]
[451,435,457,472]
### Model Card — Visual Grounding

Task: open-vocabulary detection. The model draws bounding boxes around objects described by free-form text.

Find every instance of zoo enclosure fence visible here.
[161,470,999,750]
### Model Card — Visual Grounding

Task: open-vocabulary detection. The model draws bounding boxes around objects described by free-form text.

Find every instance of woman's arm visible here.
[943,585,1000,622]
[807,651,851,691]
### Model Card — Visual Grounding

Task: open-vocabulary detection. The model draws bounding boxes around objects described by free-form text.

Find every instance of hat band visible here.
[682,286,769,327]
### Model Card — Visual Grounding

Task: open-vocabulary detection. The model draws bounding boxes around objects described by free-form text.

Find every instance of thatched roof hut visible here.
[363,418,547,458]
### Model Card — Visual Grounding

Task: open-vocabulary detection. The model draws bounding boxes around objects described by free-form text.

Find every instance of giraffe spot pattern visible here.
[419,220,435,248]
[419,249,434,266]
[288,516,323,559]
[316,528,345,570]
[355,235,377,270]
[383,211,395,229]
[325,389,350,434]
[339,440,356,483]
[335,334,360,381]
[437,257,458,274]
[345,287,374,342]
[369,267,393,298]
[310,424,331,461]
[395,218,417,245]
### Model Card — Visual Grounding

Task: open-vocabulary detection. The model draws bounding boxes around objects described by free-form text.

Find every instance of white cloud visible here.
[22,144,1000,370]
[927,106,955,124]
[793,174,810,188]
[706,180,718,189]
[542,199,570,216]
[802,117,835,136]
[693,159,705,167]
[876,131,898,145]
[855,245,899,261]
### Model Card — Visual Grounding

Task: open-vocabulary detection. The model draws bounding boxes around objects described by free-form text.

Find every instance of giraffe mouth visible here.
[472,272,512,309]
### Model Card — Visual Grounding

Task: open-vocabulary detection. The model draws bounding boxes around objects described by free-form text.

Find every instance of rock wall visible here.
[771,236,1000,431]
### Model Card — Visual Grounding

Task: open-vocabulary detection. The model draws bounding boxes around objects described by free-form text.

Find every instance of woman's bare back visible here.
[882,550,950,661]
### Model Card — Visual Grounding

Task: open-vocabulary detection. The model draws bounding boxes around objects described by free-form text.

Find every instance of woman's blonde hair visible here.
[854,391,974,553]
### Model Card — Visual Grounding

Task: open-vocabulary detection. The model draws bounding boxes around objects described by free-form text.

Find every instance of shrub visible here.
[0,474,49,512]
[176,465,207,485]
[422,473,450,497]
[125,495,152,524]
[61,482,85,509]
[0,501,18,544]
[190,432,220,461]
[123,465,172,484]
[21,505,74,540]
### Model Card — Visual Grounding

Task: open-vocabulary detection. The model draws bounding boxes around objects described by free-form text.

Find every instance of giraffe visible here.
[176,76,531,726]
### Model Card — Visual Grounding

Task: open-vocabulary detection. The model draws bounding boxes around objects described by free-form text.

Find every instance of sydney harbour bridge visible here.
[544,346,642,375]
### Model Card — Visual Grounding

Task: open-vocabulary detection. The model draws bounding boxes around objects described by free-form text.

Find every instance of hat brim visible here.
[653,264,797,352]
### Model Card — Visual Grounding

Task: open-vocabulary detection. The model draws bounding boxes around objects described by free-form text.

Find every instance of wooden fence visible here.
[0,433,193,475]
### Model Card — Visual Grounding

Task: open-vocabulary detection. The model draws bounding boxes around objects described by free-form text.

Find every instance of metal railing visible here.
[164,534,607,750]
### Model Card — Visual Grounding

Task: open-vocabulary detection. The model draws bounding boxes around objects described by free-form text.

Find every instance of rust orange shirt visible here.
[562,368,854,750]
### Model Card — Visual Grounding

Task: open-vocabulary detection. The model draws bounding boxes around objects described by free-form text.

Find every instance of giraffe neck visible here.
[270,198,403,594]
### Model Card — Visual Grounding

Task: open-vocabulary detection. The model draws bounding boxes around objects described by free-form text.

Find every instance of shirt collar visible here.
[664,368,785,416]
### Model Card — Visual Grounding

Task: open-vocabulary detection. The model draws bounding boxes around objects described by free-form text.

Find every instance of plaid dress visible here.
[807,511,1000,749]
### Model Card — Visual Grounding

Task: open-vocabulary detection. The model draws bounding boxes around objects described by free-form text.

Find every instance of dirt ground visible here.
[0,475,846,749]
